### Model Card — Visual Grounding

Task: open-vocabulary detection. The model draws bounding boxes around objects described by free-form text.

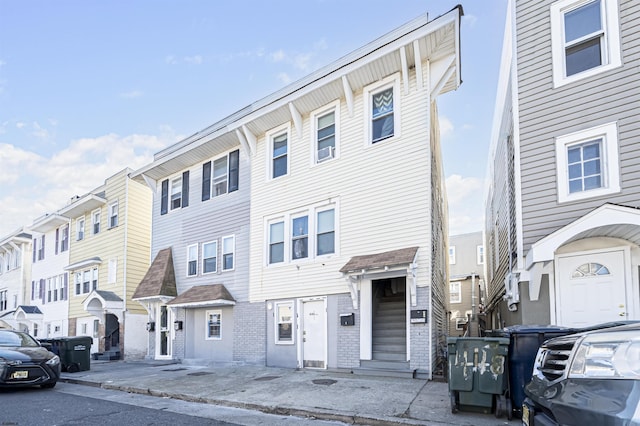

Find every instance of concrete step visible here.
[353,367,415,379]
[360,359,410,370]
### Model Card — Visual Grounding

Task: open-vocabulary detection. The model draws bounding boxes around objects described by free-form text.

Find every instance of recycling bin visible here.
[487,325,572,417]
[448,336,511,418]
[58,336,92,372]
[38,338,61,356]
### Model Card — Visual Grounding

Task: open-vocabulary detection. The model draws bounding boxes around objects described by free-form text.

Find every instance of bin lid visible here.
[489,324,572,335]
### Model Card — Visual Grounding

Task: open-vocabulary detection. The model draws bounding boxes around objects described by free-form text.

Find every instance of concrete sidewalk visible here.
[60,360,518,426]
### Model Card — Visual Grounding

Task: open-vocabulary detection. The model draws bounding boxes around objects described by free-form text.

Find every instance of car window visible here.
[0,331,39,347]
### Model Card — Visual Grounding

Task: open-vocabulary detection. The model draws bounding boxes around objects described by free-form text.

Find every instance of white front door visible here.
[556,249,628,327]
[302,299,326,369]
[156,305,172,359]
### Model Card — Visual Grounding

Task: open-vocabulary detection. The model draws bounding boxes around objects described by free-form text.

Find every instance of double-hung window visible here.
[272,133,288,178]
[92,209,101,235]
[269,221,285,264]
[313,102,339,164]
[316,208,335,256]
[555,122,619,203]
[92,267,98,291]
[0,290,7,311]
[206,310,221,340]
[477,245,484,265]
[76,217,85,241]
[161,171,190,215]
[449,247,456,265]
[364,75,400,145]
[450,282,461,304]
[275,302,293,344]
[37,235,45,261]
[171,177,183,209]
[109,201,118,228]
[202,241,217,274]
[550,0,621,87]
[60,225,69,252]
[82,270,91,294]
[202,150,239,201]
[222,235,234,271]
[187,244,198,277]
[291,215,308,260]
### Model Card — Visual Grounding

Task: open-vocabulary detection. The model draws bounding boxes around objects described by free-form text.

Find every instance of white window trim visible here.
[477,245,484,265]
[290,212,309,262]
[274,301,295,345]
[316,205,337,258]
[211,153,230,198]
[450,282,462,304]
[310,100,340,165]
[205,309,222,340]
[363,73,401,146]
[108,200,119,229]
[221,235,235,271]
[455,317,467,330]
[170,175,183,211]
[550,0,621,88]
[76,216,85,241]
[266,122,291,181]
[92,209,101,235]
[186,244,198,277]
[555,121,619,203]
[449,246,456,265]
[267,218,286,266]
[202,240,218,275]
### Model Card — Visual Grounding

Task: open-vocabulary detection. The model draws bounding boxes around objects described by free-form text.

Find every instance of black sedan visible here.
[0,330,61,389]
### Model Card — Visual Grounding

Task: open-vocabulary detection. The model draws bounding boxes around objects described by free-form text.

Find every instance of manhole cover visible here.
[162,368,187,372]
[188,371,213,377]
[312,379,337,386]
[254,375,281,381]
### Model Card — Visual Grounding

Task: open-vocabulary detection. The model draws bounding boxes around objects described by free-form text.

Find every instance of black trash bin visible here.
[38,338,61,356]
[58,336,92,372]
[487,325,572,417]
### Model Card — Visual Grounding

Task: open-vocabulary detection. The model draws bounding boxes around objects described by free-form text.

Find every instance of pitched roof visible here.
[167,284,235,308]
[17,305,43,315]
[132,248,178,300]
[340,247,419,273]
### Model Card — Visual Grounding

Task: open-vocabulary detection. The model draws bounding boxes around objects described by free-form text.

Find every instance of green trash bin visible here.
[58,336,92,372]
[448,336,511,419]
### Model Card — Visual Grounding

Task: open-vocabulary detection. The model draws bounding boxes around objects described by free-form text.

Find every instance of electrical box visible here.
[340,313,355,326]
[410,309,427,323]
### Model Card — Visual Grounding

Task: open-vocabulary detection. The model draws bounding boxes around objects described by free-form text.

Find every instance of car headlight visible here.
[46,355,60,366]
[569,330,640,379]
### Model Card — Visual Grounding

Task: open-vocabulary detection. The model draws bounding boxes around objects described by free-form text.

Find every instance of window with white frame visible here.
[92,209,101,235]
[550,0,621,87]
[202,150,240,201]
[268,125,290,179]
[477,245,484,265]
[76,217,85,241]
[37,235,45,261]
[202,241,217,274]
[171,176,183,210]
[269,221,285,264]
[109,201,119,228]
[364,75,400,144]
[555,122,619,203]
[92,267,98,291]
[75,267,98,295]
[47,278,52,303]
[316,208,335,256]
[160,171,189,215]
[60,225,69,252]
[93,319,99,338]
[206,310,221,339]
[275,301,293,344]
[312,102,339,163]
[291,215,308,260]
[222,235,234,271]
[450,282,461,304]
[187,244,198,277]
[448,246,456,265]
[0,290,7,311]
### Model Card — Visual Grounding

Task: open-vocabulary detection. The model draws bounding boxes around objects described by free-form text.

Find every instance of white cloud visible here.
[165,55,178,65]
[0,131,177,237]
[277,72,292,84]
[184,55,203,65]
[462,14,478,28]
[446,174,486,236]
[439,116,454,139]
[270,50,286,63]
[16,122,25,129]
[120,90,143,99]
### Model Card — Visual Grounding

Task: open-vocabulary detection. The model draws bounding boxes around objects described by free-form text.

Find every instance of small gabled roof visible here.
[16,305,43,315]
[132,248,178,301]
[167,284,235,308]
[340,246,419,274]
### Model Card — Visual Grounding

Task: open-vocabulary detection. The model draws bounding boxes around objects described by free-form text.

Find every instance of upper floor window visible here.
[75,267,98,295]
[316,208,335,256]
[160,171,190,215]
[0,290,7,311]
[60,225,69,252]
[450,282,461,304]
[269,221,285,264]
[109,201,119,228]
[202,241,217,274]
[187,244,198,277]
[76,217,85,241]
[222,235,235,271]
[291,215,308,260]
[202,150,240,201]
[364,75,400,145]
[312,102,340,164]
[448,246,456,265]
[267,124,290,180]
[36,235,45,261]
[477,245,484,265]
[555,122,619,203]
[551,0,621,87]
[92,209,101,235]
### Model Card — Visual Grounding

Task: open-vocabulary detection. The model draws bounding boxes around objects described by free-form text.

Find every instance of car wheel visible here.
[41,382,57,389]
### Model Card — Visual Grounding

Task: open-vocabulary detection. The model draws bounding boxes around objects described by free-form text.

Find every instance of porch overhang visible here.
[30,213,69,233]
[14,305,43,322]
[167,284,236,308]
[83,290,124,321]
[525,203,640,302]
[64,257,102,272]
[58,193,107,219]
[340,246,419,309]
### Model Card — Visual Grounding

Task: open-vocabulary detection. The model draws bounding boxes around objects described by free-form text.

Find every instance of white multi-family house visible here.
[131,130,262,365]
[0,228,33,331]
[28,212,72,339]
[485,0,640,329]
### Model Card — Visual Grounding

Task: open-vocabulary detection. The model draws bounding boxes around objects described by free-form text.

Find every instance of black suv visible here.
[523,322,640,426]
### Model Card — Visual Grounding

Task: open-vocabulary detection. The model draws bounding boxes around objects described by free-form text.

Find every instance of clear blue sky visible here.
[0,0,507,237]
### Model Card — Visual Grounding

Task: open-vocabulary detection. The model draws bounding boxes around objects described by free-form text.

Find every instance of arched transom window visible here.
[571,262,610,278]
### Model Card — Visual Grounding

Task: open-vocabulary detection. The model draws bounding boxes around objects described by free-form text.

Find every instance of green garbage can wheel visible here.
[67,363,80,373]
[450,391,459,414]
[495,395,505,418]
